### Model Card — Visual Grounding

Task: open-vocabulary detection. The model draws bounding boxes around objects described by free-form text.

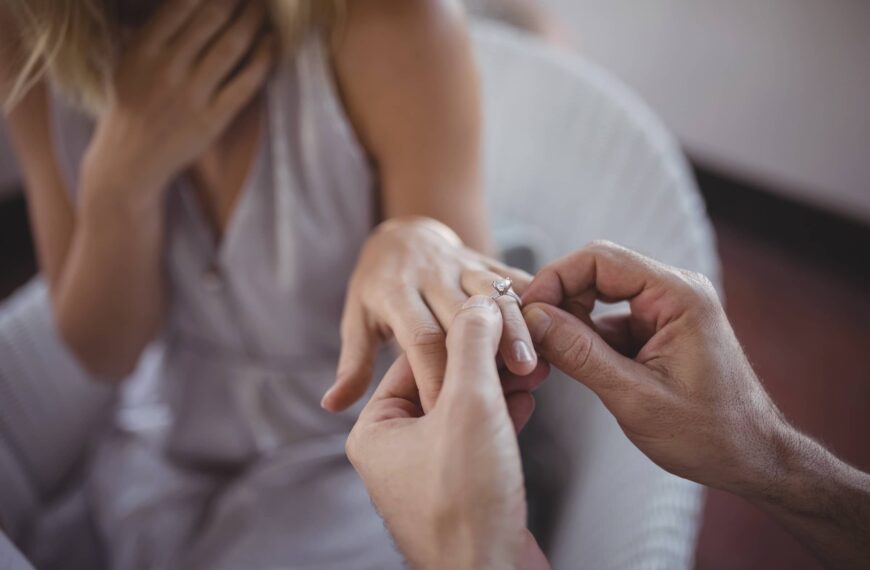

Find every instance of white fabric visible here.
[0,281,112,537]
[0,532,34,570]
[0,281,110,570]
[475,23,717,569]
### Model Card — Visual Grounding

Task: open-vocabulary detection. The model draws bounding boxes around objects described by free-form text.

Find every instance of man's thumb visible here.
[440,296,504,404]
[523,302,635,396]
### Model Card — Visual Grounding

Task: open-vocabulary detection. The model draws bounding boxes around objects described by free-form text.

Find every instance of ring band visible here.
[491,277,523,308]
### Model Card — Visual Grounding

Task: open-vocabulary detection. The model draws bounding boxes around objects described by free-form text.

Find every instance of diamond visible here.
[492,277,512,294]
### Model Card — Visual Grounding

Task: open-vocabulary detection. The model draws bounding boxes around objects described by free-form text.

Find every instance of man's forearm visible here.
[743,428,870,570]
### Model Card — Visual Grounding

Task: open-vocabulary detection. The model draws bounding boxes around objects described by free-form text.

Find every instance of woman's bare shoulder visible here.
[330,0,476,153]
[336,0,467,41]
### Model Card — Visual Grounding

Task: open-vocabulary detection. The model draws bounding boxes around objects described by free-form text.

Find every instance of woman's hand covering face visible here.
[84,0,275,200]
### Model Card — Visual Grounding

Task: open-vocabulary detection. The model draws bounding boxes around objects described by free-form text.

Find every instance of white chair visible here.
[475,22,719,570]
[0,280,112,569]
[0,22,719,570]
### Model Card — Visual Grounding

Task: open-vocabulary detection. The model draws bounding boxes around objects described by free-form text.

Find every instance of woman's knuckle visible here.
[500,308,526,330]
[410,323,445,348]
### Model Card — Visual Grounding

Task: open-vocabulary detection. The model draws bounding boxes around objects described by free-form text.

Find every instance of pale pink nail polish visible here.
[513,340,534,364]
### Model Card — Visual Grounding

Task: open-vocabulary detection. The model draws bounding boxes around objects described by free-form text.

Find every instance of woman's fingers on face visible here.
[211,33,275,119]
[323,301,378,412]
[195,0,267,94]
[139,0,207,51]
[461,269,537,377]
[172,0,239,68]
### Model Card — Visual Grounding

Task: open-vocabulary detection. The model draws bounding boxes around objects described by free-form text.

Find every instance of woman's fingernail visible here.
[513,340,534,363]
[524,307,552,342]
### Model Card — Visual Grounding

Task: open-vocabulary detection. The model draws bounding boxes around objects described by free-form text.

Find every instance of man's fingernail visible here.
[513,340,534,363]
[463,295,496,310]
[524,307,552,342]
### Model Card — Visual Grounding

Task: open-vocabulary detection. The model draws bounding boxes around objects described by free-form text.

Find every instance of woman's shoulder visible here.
[334,0,467,44]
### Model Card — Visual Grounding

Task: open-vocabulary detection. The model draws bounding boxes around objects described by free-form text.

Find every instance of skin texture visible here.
[349,241,870,570]
[346,296,549,570]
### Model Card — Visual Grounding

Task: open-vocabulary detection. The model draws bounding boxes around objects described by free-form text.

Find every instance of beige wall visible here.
[541,0,870,222]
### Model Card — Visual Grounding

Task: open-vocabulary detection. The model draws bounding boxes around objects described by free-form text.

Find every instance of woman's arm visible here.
[332,0,488,251]
[323,0,544,412]
[1,0,274,380]
[2,31,167,379]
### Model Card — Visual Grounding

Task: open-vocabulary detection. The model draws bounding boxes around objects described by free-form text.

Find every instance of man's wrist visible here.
[736,423,870,522]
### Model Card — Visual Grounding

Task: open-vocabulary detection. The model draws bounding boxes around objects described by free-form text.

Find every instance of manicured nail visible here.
[513,340,534,363]
[524,307,552,342]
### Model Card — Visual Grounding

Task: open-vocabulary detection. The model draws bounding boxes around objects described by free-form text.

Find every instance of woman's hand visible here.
[45,0,275,379]
[322,216,541,413]
[81,0,275,207]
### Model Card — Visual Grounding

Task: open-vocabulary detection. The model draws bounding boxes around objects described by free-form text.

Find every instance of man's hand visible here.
[346,296,549,570]
[522,241,778,494]
[522,240,870,570]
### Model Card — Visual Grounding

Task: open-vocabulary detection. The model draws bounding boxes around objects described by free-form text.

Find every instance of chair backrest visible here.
[0,280,112,539]
[474,23,719,569]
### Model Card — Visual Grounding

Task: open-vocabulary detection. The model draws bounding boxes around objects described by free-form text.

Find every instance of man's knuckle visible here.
[562,331,594,371]
[679,270,719,307]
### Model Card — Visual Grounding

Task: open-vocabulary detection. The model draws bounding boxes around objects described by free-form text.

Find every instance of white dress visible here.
[50,33,403,570]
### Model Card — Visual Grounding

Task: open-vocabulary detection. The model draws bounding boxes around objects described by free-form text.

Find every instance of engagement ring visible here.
[491,277,522,307]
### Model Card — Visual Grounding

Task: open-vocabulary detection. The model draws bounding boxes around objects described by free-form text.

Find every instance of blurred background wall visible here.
[541,0,870,222]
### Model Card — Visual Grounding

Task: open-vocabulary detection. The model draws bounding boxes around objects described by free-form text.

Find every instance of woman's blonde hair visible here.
[5,0,342,114]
